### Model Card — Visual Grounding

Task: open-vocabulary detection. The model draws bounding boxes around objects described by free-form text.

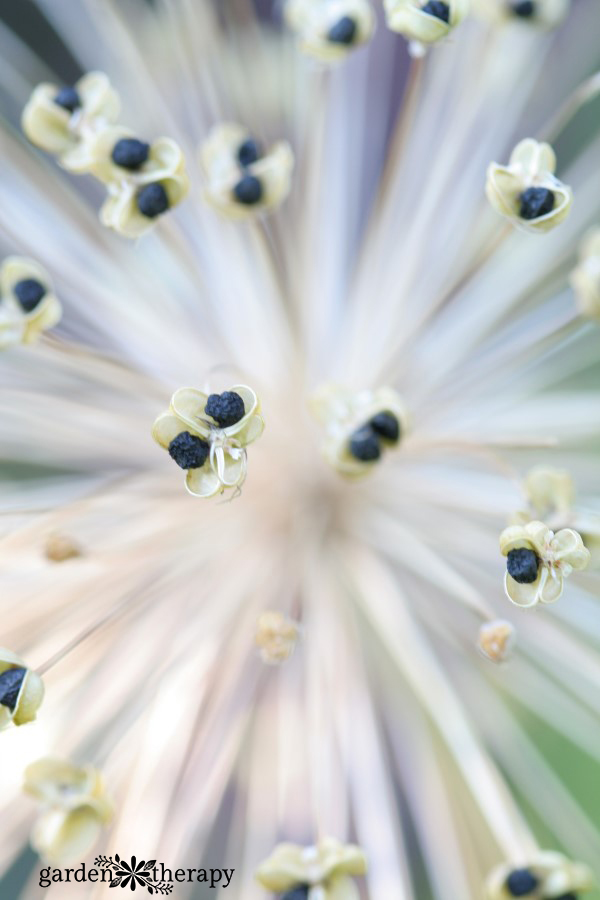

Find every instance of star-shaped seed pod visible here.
[383,0,470,52]
[311,383,407,478]
[499,520,590,608]
[472,0,569,28]
[0,648,44,730]
[24,758,113,864]
[200,123,294,220]
[152,385,264,498]
[485,849,594,899]
[0,257,62,348]
[571,227,600,320]
[255,611,301,665]
[256,838,367,899]
[486,138,573,234]
[511,466,600,570]
[22,72,120,173]
[285,0,376,62]
[93,127,189,238]
[478,619,516,663]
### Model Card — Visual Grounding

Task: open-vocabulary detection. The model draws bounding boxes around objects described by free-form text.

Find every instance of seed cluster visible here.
[233,136,264,206]
[349,411,401,463]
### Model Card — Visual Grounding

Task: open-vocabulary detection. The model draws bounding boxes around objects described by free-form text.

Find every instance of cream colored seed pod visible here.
[45,533,83,562]
[384,0,469,52]
[472,0,569,27]
[285,0,376,62]
[478,620,516,663]
[571,227,600,320]
[310,383,407,478]
[256,838,367,899]
[201,123,294,220]
[255,611,301,665]
[0,257,62,348]
[24,758,113,864]
[485,849,594,899]
[499,520,590,608]
[486,138,572,234]
[22,72,120,173]
[0,648,44,729]
[96,129,189,238]
[152,385,264,498]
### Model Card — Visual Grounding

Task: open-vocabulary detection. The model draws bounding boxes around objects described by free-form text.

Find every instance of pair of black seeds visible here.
[110,138,168,219]
[421,1,450,23]
[12,279,46,313]
[519,187,555,220]
[234,138,264,206]
[349,412,401,463]
[506,871,577,900]
[0,667,26,712]
[168,391,246,470]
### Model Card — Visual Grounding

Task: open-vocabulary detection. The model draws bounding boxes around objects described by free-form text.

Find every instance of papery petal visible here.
[185,467,222,499]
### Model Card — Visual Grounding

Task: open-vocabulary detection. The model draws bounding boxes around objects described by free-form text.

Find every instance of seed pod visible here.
[0,257,62,348]
[486,139,572,234]
[201,123,294,220]
[485,850,594,899]
[0,649,44,729]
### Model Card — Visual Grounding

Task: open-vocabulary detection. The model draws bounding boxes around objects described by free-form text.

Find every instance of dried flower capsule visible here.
[478,620,516,663]
[571,227,600,320]
[255,611,301,665]
[486,850,594,899]
[44,533,83,562]
[383,0,469,50]
[92,127,188,237]
[311,383,407,478]
[285,0,375,62]
[256,838,367,898]
[0,257,62,348]
[473,0,569,27]
[0,648,44,729]
[201,123,294,220]
[499,520,590,608]
[486,139,572,234]
[152,385,264,498]
[24,758,113,864]
[22,72,120,173]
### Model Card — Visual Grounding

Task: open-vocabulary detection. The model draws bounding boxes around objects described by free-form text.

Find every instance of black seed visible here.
[237,138,262,168]
[327,15,358,44]
[136,183,170,218]
[421,1,450,23]
[349,425,381,462]
[14,279,46,313]
[369,411,400,444]
[54,86,81,113]
[205,391,246,428]
[505,869,539,896]
[507,548,540,584]
[281,888,310,900]
[111,138,150,171]
[511,0,536,17]
[0,667,27,712]
[233,175,263,206]
[519,186,555,220]
[168,432,210,470]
